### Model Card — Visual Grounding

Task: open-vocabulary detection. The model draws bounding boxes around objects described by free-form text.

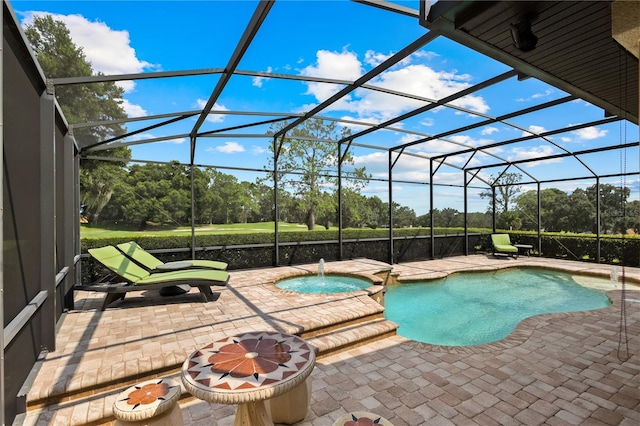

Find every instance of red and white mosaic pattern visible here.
[333,411,394,426]
[182,331,315,404]
[112,378,181,422]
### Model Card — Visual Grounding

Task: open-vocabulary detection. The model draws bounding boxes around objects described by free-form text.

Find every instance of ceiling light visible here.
[510,16,538,52]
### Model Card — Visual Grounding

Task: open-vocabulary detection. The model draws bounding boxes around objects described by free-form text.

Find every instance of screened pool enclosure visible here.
[2,0,638,423]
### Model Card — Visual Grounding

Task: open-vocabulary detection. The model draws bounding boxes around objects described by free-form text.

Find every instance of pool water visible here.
[276,275,371,294]
[385,268,611,346]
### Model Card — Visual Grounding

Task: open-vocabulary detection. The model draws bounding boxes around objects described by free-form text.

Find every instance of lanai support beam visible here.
[338,144,343,261]
[388,150,394,264]
[596,178,601,263]
[40,89,56,351]
[537,182,542,255]
[190,135,196,258]
[429,158,435,259]
[491,186,497,232]
[464,171,469,256]
[273,135,282,266]
[1,4,5,422]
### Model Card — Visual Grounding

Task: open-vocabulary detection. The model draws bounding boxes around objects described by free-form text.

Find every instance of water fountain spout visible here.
[611,265,619,288]
[318,258,325,280]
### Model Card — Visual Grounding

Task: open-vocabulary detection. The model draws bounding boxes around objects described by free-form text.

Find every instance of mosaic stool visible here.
[333,411,394,426]
[112,378,183,425]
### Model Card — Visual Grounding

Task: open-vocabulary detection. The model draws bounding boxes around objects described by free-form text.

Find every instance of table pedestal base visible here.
[266,377,312,424]
[234,401,273,426]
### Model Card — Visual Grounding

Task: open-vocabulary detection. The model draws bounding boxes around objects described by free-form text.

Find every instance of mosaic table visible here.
[181,331,316,426]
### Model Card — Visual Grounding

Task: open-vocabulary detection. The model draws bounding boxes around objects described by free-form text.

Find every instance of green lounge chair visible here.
[117,241,228,271]
[76,246,229,310]
[490,233,519,258]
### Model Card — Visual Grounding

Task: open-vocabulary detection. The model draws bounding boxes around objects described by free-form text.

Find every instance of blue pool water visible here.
[385,268,611,346]
[276,275,371,294]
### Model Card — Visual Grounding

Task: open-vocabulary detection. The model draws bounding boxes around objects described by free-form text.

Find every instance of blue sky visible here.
[12,0,639,215]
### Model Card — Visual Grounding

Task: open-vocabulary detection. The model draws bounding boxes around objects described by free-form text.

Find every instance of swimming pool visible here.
[275,275,372,294]
[384,268,611,346]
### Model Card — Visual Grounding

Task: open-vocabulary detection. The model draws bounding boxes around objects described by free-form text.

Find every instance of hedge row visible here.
[81,227,640,266]
[80,227,440,252]
[478,231,640,266]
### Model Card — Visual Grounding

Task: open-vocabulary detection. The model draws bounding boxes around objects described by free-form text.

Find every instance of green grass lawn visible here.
[81,222,336,238]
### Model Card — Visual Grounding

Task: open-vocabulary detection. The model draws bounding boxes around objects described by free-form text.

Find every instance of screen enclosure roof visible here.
[47,0,639,189]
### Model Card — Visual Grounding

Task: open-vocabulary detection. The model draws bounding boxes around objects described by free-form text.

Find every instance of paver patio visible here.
[20,255,640,425]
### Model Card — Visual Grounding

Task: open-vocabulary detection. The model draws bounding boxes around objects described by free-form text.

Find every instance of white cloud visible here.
[509,145,561,167]
[369,65,487,115]
[431,171,464,186]
[448,134,494,147]
[162,137,187,144]
[364,50,392,67]
[450,94,489,114]
[336,115,379,132]
[213,142,245,154]
[353,151,387,166]
[120,99,147,118]
[300,49,363,105]
[128,133,185,144]
[196,99,229,123]
[521,124,546,137]
[398,133,423,145]
[252,146,268,155]
[572,126,608,140]
[253,66,273,88]
[481,126,499,135]
[21,11,156,119]
[516,89,553,102]
[413,50,439,61]
[298,49,489,124]
[22,12,157,93]
[561,137,572,142]
[420,117,435,127]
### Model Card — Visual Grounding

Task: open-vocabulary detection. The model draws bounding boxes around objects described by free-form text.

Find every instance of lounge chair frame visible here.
[116,241,228,271]
[75,246,229,310]
[490,233,519,259]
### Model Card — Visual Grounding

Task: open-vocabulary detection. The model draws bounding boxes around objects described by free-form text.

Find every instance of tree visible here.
[624,200,640,234]
[466,212,492,229]
[25,15,132,223]
[119,162,191,226]
[25,15,129,143]
[585,183,630,234]
[479,172,522,230]
[566,188,595,233]
[364,195,389,229]
[316,192,338,229]
[479,172,522,214]
[393,203,417,228]
[265,119,370,230]
[237,181,261,224]
[432,208,461,228]
[515,188,571,232]
[81,165,128,223]
[210,172,241,224]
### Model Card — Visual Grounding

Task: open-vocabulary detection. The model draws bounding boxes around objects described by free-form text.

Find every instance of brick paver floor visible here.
[21,255,640,425]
